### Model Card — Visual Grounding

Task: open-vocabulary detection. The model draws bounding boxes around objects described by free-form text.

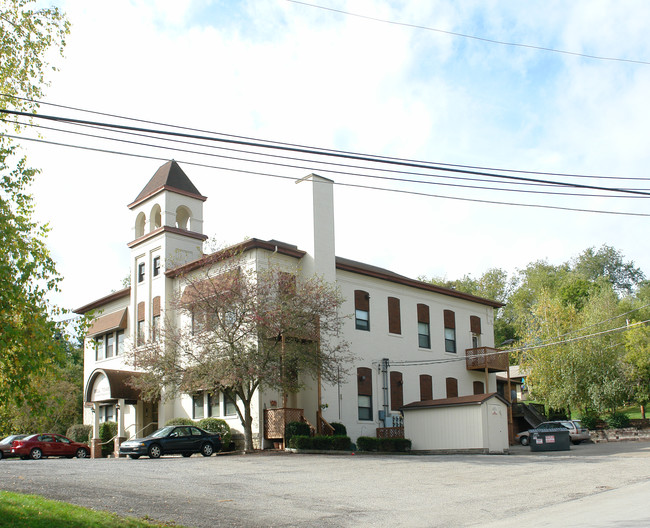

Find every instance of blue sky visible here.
[19,0,650,311]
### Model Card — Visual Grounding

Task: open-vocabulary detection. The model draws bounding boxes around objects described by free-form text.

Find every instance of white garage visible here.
[402,393,509,454]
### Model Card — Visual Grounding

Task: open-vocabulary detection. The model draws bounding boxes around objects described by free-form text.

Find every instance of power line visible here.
[390,318,650,367]
[6,94,650,182]
[3,108,650,198]
[286,0,650,66]
[8,117,649,200]
[8,133,650,218]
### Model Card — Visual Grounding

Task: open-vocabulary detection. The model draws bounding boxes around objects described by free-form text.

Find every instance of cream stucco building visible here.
[75,160,507,456]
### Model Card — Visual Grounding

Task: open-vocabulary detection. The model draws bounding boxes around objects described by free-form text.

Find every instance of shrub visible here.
[198,417,232,450]
[357,436,411,452]
[99,421,117,457]
[66,424,92,444]
[165,417,194,426]
[579,412,599,430]
[285,421,311,444]
[288,435,351,450]
[607,412,630,429]
[289,435,312,449]
[356,436,379,452]
[330,422,347,436]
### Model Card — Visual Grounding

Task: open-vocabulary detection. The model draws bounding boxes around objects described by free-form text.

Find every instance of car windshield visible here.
[150,426,175,438]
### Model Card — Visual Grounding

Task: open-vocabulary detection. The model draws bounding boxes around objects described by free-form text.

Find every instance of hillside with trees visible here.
[423,245,650,421]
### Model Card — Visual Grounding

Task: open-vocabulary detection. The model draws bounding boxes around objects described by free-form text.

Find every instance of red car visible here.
[11,433,90,460]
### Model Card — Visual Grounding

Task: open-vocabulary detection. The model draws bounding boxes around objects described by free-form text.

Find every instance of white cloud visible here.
[17,0,650,311]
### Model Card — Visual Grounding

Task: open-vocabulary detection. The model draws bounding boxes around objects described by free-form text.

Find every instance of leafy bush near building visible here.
[165,417,194,426]
[289,435,351,450]
[198,417,232,450]
[357,436,411,452]
[607,412,631,429]
[99,421,117,457]
[66,424,91,444]
[285,421,311,444]
[579,412,600,430]
[330,422,347,436]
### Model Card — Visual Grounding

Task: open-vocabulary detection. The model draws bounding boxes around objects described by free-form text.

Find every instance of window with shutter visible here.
[355,290,370,331]
[387,297,401,334]
[420,374,433,401]
[446,377,458,398]
[357,367,373,420]
[473,381,485,395]
[417,304,430,348]
[443,310,456,353]
[390,371,403,410]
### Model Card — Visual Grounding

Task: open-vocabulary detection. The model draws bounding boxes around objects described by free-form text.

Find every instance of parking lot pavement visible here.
[0,441,649,527]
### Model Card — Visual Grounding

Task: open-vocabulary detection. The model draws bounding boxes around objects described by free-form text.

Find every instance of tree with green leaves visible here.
[127,255,352,451]
[0,0,71,409]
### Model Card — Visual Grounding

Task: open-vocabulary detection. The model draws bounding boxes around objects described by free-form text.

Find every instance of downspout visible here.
[381,358,389,427]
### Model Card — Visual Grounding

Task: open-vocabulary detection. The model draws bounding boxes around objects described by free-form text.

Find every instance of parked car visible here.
[0,435,27,460]
[10,434,90,460]
[516,420,590,446]
[119,425,222,459]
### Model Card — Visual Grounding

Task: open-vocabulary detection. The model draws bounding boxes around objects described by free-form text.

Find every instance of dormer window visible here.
[138,263,145,283]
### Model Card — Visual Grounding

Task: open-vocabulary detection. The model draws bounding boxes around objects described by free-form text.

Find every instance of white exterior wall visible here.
[403,399,508,453]
[321,269,497,443]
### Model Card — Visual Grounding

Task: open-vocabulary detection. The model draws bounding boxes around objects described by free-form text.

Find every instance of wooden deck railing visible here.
[465,347,508,372]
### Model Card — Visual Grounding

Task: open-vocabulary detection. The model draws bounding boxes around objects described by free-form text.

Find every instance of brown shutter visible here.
[446,377,458,398]
[387,297,401,334]
[390,371,403,410]
[355,290,369,311]
[473,381,485,395]
[137,301,145,322]
[470,315,481,334]
[443,309,455,329]
[357,367,372,396]
[417,304,429,324]
[420,374,432,401]
[152,296,161,317]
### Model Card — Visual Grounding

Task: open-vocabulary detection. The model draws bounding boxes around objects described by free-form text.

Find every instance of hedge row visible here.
[289,435,351,451]
[356,436,412,452]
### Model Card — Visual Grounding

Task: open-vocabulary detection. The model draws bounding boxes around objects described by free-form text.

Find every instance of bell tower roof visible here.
[128,160,206,209]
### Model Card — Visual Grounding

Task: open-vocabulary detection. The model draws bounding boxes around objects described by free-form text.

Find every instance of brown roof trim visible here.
[128,185,207,210]
[74,287,131,314]
[336,257,504,309]
[127,226,208,249]
[401,392,509,410]
[166,238,306,278]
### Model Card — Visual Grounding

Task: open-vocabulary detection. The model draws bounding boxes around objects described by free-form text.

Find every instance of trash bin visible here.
[529,428,570,451]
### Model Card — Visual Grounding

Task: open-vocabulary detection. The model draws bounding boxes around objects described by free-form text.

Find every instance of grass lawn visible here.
[0,491,187,528]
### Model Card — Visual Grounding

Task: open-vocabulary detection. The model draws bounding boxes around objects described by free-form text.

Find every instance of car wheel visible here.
[128,455,140,460]
[76,448,89,458]
[571,440,581,445]
[148,444,162,459]
[30,448,43,460]
[0,451,4,460]
[520,436,529,446]
[200,443,214,457]
[182,453,192,457]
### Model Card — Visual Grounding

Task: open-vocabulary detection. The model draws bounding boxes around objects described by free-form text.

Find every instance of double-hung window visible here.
[138,262,145,283]
[443,310,456,353]
[354,290,370,331]
[417,304,430,349]
[192,394,205,419]
[357,367,373,420]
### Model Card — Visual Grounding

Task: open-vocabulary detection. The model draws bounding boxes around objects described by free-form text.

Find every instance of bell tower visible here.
[126,160,208,350]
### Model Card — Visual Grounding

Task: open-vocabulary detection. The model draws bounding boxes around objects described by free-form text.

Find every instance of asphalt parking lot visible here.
[1,441,649,527]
